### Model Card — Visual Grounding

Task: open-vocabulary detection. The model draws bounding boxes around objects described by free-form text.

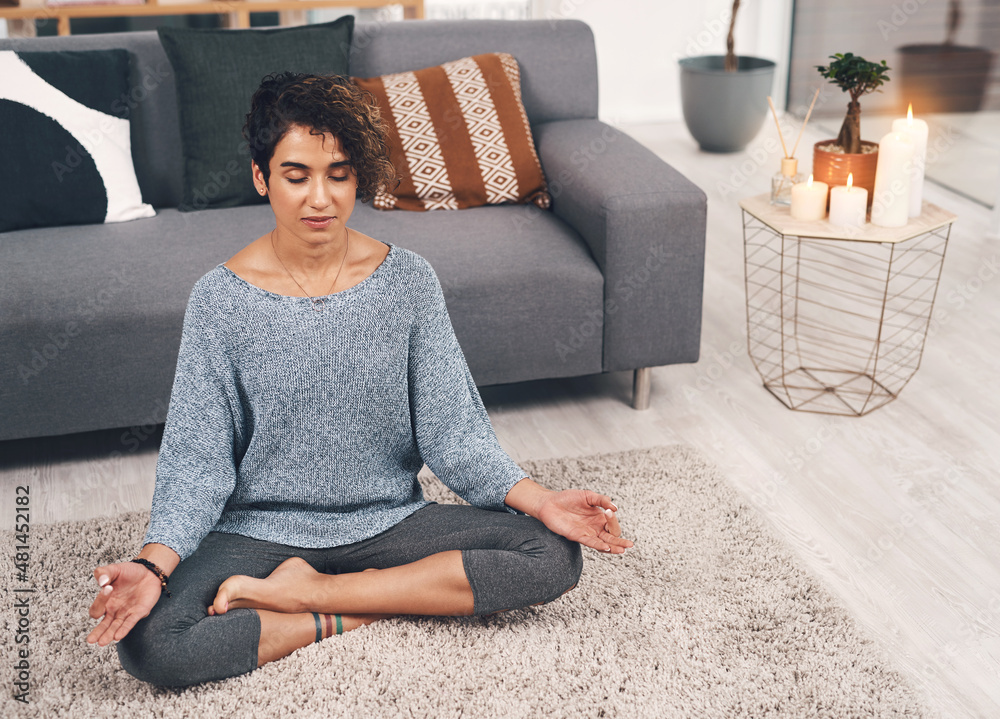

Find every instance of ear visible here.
[251,161,267,196]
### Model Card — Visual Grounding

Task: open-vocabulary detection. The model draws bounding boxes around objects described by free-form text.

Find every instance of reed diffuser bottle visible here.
[766,90,818,207]
[771,157,806,206]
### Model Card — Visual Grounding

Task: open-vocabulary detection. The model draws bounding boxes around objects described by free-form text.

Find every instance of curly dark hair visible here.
[243,72,397,203]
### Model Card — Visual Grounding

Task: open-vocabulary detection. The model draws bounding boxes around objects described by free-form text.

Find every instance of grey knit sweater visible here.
[144,242,527,561]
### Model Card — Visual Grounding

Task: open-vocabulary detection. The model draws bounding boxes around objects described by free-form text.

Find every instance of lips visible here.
[302,216,335,229]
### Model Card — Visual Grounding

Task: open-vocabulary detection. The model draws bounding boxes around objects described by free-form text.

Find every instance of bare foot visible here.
[208,556,320,615]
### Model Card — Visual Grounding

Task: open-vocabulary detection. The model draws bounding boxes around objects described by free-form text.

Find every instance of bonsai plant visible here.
[897,0,995,114]
[678,0,776,153]
[813,52,891,207]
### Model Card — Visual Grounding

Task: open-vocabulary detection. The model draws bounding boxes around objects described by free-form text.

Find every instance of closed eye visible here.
[286,176,349,184]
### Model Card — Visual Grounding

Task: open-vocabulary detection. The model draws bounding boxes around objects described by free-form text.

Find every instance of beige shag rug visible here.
[1,445,929,718]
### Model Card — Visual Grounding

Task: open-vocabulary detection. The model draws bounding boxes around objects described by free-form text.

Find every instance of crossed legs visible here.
[231,551,473,666]
[212,549,474,618]
[117,504,582,686]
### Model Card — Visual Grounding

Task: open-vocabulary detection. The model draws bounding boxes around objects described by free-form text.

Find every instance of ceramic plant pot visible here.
[813,140,879,209]
[679,55,776,153]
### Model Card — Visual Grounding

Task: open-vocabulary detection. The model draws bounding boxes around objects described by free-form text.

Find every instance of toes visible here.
[209,593,230,616]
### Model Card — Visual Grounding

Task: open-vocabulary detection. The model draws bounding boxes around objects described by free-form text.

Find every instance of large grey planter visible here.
[679,55,776,153]
[897,44,995,114]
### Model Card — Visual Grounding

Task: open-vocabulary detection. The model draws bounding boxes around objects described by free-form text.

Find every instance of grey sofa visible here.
[0,19,706,443]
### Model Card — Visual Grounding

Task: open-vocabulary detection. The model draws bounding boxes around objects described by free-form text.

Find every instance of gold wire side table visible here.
[739,194,956,416]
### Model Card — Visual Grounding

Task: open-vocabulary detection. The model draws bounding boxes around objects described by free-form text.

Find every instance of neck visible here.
[271,228,351,297]
[271,228,350,274]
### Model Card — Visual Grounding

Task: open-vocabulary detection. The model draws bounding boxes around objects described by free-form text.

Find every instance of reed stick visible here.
[791,88,821,158]
[767,96,789,158]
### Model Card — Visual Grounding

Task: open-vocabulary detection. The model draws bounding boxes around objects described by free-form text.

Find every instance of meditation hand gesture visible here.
[535,489,632,554]
[87,547,177,646]
[506,479,633,554]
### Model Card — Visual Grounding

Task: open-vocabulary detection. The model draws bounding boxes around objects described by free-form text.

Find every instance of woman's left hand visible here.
[535,489,633,554]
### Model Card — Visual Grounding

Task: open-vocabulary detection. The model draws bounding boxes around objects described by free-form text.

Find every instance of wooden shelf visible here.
[0,0,423,34]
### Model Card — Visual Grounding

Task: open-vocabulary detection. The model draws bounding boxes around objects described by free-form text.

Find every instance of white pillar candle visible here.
[891,104,928,217]
[829,173,868,228]
[871,130,914,228]
[790,175,829,221]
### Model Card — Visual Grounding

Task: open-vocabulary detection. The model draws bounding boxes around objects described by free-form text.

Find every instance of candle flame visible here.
[847,173,854,190]
[807,174,813,187]
[907,104,913,124]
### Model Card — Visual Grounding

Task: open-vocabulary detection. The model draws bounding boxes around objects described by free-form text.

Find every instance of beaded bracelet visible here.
[131,558,172,597]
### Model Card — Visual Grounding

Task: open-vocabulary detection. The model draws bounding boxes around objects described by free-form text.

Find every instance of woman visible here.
[86,72,632,688]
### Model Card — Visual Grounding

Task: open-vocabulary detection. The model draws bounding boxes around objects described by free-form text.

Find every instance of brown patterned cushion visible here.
[353,53,551,212]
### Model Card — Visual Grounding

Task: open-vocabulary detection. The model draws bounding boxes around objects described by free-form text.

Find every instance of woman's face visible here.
[254,124,358,247]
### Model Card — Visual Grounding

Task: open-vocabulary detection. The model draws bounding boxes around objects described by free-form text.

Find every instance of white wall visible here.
[532,0,794,123]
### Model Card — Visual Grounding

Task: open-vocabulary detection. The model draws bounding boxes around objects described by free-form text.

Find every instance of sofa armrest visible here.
[532,119,707,372]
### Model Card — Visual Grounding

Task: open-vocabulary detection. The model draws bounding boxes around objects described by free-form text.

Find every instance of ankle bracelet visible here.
[312,612,344,641]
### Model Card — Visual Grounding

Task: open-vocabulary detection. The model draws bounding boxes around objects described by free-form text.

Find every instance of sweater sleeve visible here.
[143,279,244,560]
[407,261,527,512]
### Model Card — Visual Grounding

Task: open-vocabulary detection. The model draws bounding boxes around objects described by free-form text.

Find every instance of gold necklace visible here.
[270,228,350,312]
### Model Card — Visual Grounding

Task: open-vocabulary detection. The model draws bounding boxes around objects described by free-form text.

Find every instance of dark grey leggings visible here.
[117,503,582,687]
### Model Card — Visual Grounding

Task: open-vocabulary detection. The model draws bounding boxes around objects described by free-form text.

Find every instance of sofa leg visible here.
[632,367,651,410]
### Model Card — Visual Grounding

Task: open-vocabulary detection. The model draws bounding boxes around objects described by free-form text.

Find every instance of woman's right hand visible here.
[86,561,164,646]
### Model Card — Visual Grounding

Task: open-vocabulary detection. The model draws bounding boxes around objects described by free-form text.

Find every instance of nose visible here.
[307,179,332,210]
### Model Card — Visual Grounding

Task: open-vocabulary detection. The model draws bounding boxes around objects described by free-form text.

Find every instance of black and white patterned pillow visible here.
[0,49,155,233]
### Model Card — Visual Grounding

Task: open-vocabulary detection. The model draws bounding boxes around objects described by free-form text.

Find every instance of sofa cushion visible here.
[157,17,353,212]
[0,202,602,439]
[348,202,603,385]
[0,49,155,233]
[0,205,274,441]
[0,31,186,210]
[354,52,550,212]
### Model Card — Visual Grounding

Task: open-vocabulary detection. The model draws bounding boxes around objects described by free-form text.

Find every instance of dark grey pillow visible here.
[157,17,354,212]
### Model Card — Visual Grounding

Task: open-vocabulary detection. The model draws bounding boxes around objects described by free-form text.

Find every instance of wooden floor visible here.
[2,120,998,718]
